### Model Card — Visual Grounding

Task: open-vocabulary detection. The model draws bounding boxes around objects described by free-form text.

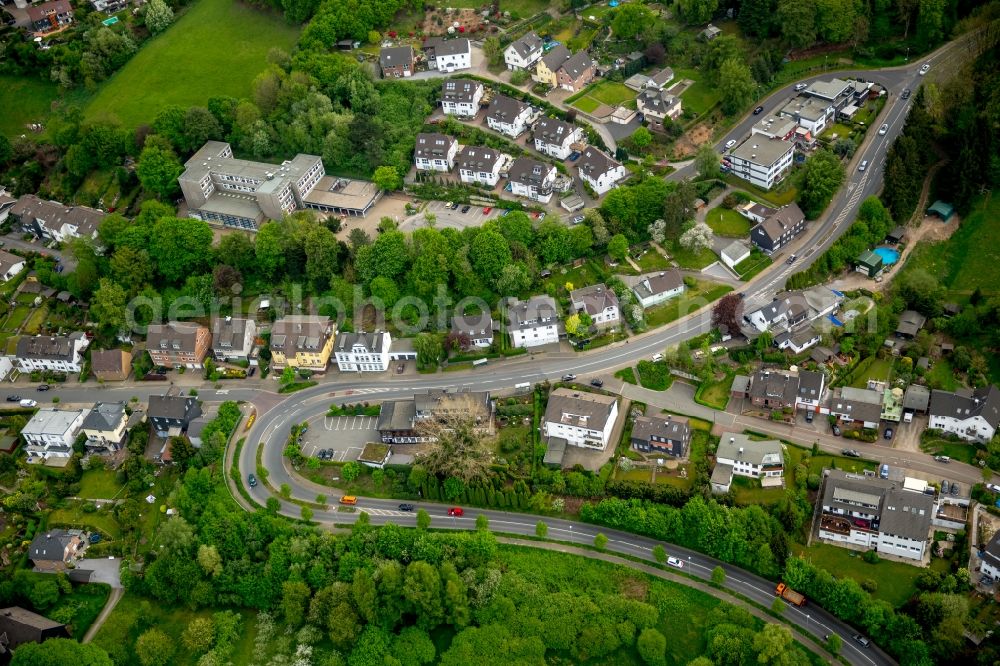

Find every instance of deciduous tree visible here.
[136,145,183,200]
[135,628,174,666]
[144,0,174,34]
[719,57,756,115]
[415,394,496,482]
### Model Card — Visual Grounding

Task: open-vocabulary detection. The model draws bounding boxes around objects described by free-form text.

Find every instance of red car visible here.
[482,207,492,214]
[447,507,464,517]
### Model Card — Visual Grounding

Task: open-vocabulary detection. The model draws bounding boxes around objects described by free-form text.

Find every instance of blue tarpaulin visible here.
[829,314,844,327]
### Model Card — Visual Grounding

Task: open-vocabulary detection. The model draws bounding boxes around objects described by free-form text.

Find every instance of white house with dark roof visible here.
[423,37,471,72]
[795,370,827,413]
[441,79,484,117]
[413,133,458,172]
[211,316,256,363]
[637,89,683,125]
[533,117,584,160]
[745,287,842,333]
[630,270,684,309]
[0,249,26,282]
[334,331,392,372]
[504,31,543,70]
[929,386,1000,443]
[507,295,560,348]
[15,333,89,374]
[829,387,883,429]
[9,195,104,243]
[451,312,493,348]
[576,147,627,194]
[980,530,1000,581]
[456,146,504,186]
[774,327,821,354]
[486,95,533,138]
[543,388,619,449]
[22,408,88,459]
[569,283,620,329]
[507,157,556,203]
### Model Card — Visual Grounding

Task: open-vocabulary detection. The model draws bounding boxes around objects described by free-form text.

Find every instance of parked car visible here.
[461,205,471,213]
[571,215,585,224]
[934,455,950,463]
[786,254,797,264]
[667,557,684,568]
[853,634,871,648]
[752,105,764,115]
[651,353,663,362]
[248,474,257,488]
[568,151,581,161]
[724,139,737,149]
[324,448,334,459]
[5,395,20,402]
[901,88,911,99]
[445,201,455,209]
[919,63,930,75]
[794,82,808,91]
[562,374,577,381]
[36,384,50,391]
[590,379,604,388]
[858,160,868,172]
[805,410,814,423]
[941,479,950,494]
[950,482,959,496]
[247,367,256,377]
[832,424,842,436]
[447,507,464,516]
[398,503,415,511]
[986,483,1000,493]
[879,123,889,135]
[883,427,893,440]
[841,449,861,457]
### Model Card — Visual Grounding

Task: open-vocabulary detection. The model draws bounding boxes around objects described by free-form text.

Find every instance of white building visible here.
[414,133,458,172]
[508,295,560,349]
[424,37,471,72]
[576,147,627,195]
[80,401,129,452]
[22,408,88,459]
[507,157,556,203]
[744,287,842,334]
[441,79,484,117]
[794,370,826,413]
[636,89,683,123]
[451,312,493,348]
[486,95,533,138]
[211,316,257,363]
[980,530,1000,580]
[818,470,933,562]
[0,357,12,383]
[828,387,883,429]
[569,283,620,329]
[0,250,26,283]
[504,31,543,70]
[15,333,89,374]
[630,270,685,309]
[334,331,392,372]
[779,97,831,135]
[711,433,784,493]
[543,388,619,450]
[720,240,750,270]
[928,386,1000,443]
[456,146,504,187]
[10,195,104,243]
[725,138,794,190]
[533,117,583,160]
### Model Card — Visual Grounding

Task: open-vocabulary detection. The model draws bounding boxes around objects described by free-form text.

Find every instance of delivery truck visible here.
[775,582,806,606]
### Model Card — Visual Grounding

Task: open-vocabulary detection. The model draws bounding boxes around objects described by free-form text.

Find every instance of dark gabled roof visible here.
[632,415,689,443]
[570,283,619,317]
[983,529,1000,570]
[456,146,501,172]
[0,606,68,651]
[16,334,83,362]
[632,270,683,299]
[0,249,25,276]
[379,46,413,69]
[540,44,570,70]
[335,331,389,354]
[147,395,200,422]
[559,51,594,80]
[441,79,482,104]
[796,370,825,399]
[533,117,578,146]
[577,147,620,178]
[28,530,74,562]
[377,399,416,433]
[822,470,933,541]
[895,310,926,337]
[27,0,71,21]
[452,312,493,338]
[81,401,126,432]
[270,315,333,354]
[9,194,103,237]
[212,316,253,352]
[507,31,542,59]
[637,88,680,114]
[414,133,457,160]
[755,203,805,242]
[544,388,617,432]
[427,37,470,58]
[147,322,207,354]
[486,94,528,124]
[929,386,1000,428]
[747,370,799,405]
[508,295,559,331]
[91,348,130,374]
[903,384,930,411]
[507,157,554,187]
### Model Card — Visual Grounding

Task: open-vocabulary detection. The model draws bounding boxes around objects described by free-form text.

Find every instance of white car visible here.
[987,483,1000,493]
[858,160,868,172]
[794,83,808,91]
[667,557,684,568]
[919,63,930,75]
[724,139,737,150]
[879,123,889,135]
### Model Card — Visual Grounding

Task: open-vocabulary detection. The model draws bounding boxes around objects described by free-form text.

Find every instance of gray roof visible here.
[427,37,469,58]
[577,147,620,179]
[147,321,207,354]
[379,45,413,69]
[805,78,851,100]
[271,315,333,355]
[716,433,783,466]
[543,436,567,466]
[544,388,617,432]
[570,283,619,317]
[452,311,493,338]
[840,387,884,405]
[711,461,734,485]
[895,310,927,337]
[23,408,85,438]
[0,606,67,649]
[731,374,750,395]
[730,137,794,166]
[797,370,825,400]
[540,44,570,70]
[747,370,799,405]
[377,399,417,432]
[10,194,105,238]
[637,88,680,115]
[749,293,809,325]
[508,295,559,332]
[508,31,542,59]
[648,66,674,87]
[903,384,930,411]
[721,240,750,261]
[0,249,25,276]
[830,390,883,423]
[632,270,683,299]
[81,402,126,432]
[441,79,483,105]
[335,331,389,354]
[929,386,1000,428]
[148,395,200,422]
[414,389,491,417]
[212,317,252,353]
[16,333,83,362]
[533,117,578,146]
[632,415,689,444]
[456,146,501,172]
[28,529,75,562]
[755,203,805,243]
[559,51,593,80]
[507,157,554,188]
[486,94,528,124]
[91,348,131,375]
[823,471,932,541]
[982,529,1000,570]
[414,133,457,161]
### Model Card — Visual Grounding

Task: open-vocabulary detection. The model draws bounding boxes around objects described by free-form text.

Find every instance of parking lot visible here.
[401,200,500,231]
[298,415,379,462]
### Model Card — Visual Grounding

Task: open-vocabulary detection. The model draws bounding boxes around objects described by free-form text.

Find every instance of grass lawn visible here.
[0,75,61,139]
[791,542,949,607]
[672,68,720,116]
[731,476,784,505]
[79,469,125,499]
[849,357,893,388]
[722,174,799,207]
[48,502,121,539]
[924,358,959,391]
[696,374,733,410]
[23,306,48,335]
[615,367,637,385]
[734,252,772,281]
[645,282,732,328]
[669,242,718,270]
[16,571,110,637]
[706,207,751,236]
[2,305,31,332]
[919,437,977,465]
[537,259,607,302]
[634,249,672,272]
[570,96,600,113]
[821,123,854,140]
[85,0,300,127]
[569,80,636,112]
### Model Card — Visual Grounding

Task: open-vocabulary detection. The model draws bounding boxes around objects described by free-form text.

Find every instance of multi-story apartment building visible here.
[929,386,1000,443]
[269,315,336,371]
[9,195,104,243]
[211,316,257,363]
[413,133,458,172]
[543,388,619,450]
[146,322,212,369]
[440,79,484,117]
[711,433,784,493]
[630,414,690,457]
[532,45,570,87]
[334,331,392,372]
[750,203,806,254]
[456,146,504,186]
[80,402,129,453]
[148,395,202,438]
[22,409,88,459]
[532,117,583,160]
[507,157,556,203]
[725,138,794,190]
[15,333,89,374]
[508,295,560,348]
[177,141,325,231]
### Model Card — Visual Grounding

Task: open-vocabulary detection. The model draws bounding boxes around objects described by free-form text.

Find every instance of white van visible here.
[514,382,531,392]
[903,412,913,423]
[651,353,664,362]
[19,399,37,408]
[472,358,488,367]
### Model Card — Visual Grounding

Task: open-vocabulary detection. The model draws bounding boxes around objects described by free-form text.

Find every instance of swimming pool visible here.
[873,247,900,265]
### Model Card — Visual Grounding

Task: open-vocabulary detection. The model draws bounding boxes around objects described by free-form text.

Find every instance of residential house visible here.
[27,530,85,572]
[630,270,685,309]
[533,44,570,87]
[533,117,584,160]
[0,606,70,656]
[569,283,620,329]
[90,348,132,382]
[0,189,16,224]
[623,73,654,91]
[979,530,1000,581]
[486,95,533,138]
[543,388,619,450]
[456,146,504,186]
[929,386,1000,443]
[779,97,831,135]
[504,31,543,70]
[744,288,842,333]
[577,147,627,195]
[645,67,675,89]
[27,0,72,34]
[721,240,750,270]
[146,322,211,369]
[379,46,414,78]
[903,384,931,415]
[895,310,927,339]
[178,141,325,231]
[9,195,103,242]
[423,37,471,72]
[211,316,256,363]
[711,433,784,493]
[751,115,798,141]
[725,138,794,190]
[451,312,494,348]
[335,331,392,372]
[21,408,87,459]
[80,401,129,452]
[508,295,560,348]
[750,203,806,254]
[507,157,556,203]
[631,414,689,457]
[795,370,826,413]
[637,89,683,129]
[0,250,26,282]
[0,357,13,384]
[15,333,89,374]
[148,394,202,437]
[774,327,822,354]
[737,201,778,223]
[828,387,883,429]
[440,79,484,117]
[378,389,494,444]
[269,315,336,370]
[89,0,127,12]
[557,51,595,92]
[746,370,799,410]
[818,469,933,562]
[413,133,458,172]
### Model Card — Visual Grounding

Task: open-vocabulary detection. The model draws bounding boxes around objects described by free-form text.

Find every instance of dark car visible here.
[950,482,959,496]
[786,254,797,265]
[568,151,581,161]
[901,88,911,99]
[752,105,764,115]
[247,367,256,377]
[883,427,894,440]
[805,410,814,423]
[36,384,50,391]
[398,503,415,511]
[841,449,861,458]
[461,205,471,213]
[590,378,604,388]
[248,474,257,488]
[5,395,20,402]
